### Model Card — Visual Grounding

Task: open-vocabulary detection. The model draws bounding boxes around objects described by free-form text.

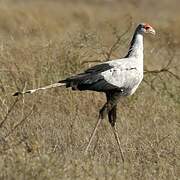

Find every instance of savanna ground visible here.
[0,0,180,179]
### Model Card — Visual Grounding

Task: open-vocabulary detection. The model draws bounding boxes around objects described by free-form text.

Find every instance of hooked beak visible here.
[148,28,156,35]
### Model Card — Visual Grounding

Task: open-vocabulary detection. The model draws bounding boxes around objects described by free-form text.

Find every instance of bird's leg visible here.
[84,114,102,154]
[108,105,117,127]
[85,103,109,154]
[108,106,124,162]
[112,125,125,162]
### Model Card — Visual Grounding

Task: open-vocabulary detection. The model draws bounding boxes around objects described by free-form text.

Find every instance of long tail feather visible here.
[13,82,66,96]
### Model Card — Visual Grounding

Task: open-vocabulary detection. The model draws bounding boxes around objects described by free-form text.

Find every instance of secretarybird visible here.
[13,23,155,161]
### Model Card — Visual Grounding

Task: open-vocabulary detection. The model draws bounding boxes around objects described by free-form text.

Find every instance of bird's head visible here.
[137,23,156,35]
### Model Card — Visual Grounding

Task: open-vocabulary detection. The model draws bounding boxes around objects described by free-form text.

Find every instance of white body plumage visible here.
[101,33,144,96]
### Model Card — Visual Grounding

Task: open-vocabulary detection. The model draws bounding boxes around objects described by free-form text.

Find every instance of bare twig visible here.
[144,67,180,81]
[105,22,132,59]
[5,105,35,139]
[159,75,175,98]
[81,22,132,65]
[143,79,156,91]
[166,70,180,81]
[0,79,5,93]
[144,44,179,90]
[0,98,19,128]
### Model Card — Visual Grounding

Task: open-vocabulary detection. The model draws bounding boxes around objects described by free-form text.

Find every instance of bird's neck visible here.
[125,32,144,59]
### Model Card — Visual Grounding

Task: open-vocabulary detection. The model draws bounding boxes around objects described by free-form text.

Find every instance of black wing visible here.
[59,63,120,92]
[84,63,113,73]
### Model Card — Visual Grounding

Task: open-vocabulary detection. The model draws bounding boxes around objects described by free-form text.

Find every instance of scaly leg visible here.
[85,116,102,154]
[108,105,124,162]
[112,124,124,162]
[85,103,108,153]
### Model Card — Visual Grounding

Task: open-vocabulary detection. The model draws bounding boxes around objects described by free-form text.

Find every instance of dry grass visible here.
[0,0,179,179]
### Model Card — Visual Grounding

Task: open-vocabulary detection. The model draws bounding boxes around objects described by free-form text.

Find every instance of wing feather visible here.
[59,58,143,94]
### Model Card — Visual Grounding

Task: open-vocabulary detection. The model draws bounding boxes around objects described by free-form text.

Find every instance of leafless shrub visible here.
[0,1,179,180]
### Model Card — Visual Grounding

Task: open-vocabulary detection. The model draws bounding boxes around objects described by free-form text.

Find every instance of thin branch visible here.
[106,22,132,59]
[166,70,180,81]
[81,22,132,65]
[0,79,5,93]
[143,79,156,91]
[159,75,175,99]
[0,98,19,128]
[5,105,35,139]
[144,68,180,81]
[144,46,179,83]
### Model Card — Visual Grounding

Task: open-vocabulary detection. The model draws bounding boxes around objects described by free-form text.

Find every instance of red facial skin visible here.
[144,24,152,30]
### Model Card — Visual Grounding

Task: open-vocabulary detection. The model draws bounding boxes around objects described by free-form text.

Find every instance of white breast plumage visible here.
[101,57,143,95]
